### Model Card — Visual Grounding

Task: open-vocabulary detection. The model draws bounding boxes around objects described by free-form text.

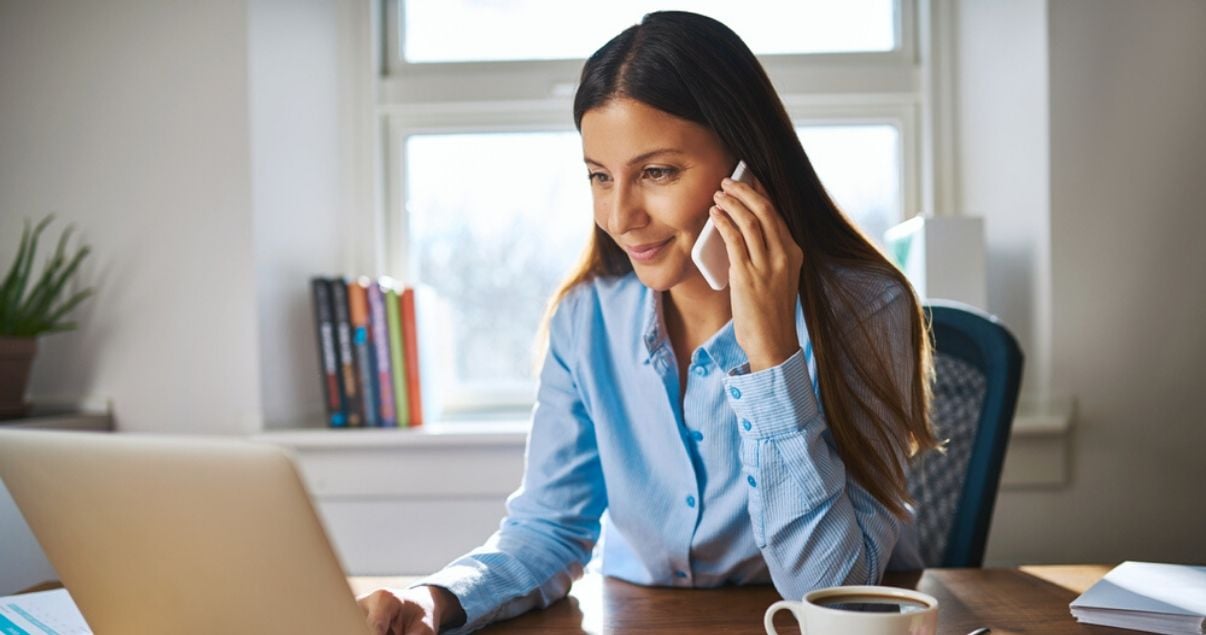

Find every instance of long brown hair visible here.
[539,11,938,518]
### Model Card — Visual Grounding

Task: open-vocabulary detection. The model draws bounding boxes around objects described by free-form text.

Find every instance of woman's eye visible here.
[643,166,677,181]
[588,172,610,184]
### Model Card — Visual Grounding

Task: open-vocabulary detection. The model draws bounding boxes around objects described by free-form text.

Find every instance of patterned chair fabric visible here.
[906,352,988,567]
[906,301,1023,568]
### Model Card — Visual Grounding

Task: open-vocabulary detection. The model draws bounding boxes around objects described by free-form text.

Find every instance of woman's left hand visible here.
[709,175,805,372]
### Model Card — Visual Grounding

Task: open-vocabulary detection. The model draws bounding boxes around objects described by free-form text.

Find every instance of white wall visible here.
[959,0,1206,564]
[0,0,262,435]
[954,0,1052,397]
[248,0,357,429]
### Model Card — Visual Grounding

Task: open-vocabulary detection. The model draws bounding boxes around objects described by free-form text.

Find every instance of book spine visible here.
[400,287,423,426]
[386,285,410,427]
[368,280,397,427]
[329,278,362,427]
[310,278,346,427]
[348,278,379,428]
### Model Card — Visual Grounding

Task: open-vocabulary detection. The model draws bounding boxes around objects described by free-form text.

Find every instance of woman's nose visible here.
[605,183,648,234]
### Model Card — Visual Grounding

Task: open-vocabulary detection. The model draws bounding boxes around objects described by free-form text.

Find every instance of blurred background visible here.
[1,0,1203,594]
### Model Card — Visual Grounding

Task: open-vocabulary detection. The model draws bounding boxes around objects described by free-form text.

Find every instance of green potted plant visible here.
[0,216,93,419]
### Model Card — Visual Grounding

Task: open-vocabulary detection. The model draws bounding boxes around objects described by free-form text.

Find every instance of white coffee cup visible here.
[764,585,938,635]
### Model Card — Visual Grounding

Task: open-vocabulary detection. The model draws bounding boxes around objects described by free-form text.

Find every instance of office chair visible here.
[907,300,1024,567]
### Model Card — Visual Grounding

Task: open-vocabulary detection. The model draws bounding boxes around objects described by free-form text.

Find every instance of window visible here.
[402,0,897,62]
[796,124,903,248]
[405,132,591,411]
[381,0,920,416]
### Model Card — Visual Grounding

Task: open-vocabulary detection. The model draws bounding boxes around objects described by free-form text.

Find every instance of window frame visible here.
[378,0,922,414]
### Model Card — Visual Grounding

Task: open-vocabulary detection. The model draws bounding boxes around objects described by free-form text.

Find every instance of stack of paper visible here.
[0,587,92,634]
[1070,561,1206,634]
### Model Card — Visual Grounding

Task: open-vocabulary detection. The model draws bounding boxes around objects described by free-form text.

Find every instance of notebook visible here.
[1070,561,1206,634]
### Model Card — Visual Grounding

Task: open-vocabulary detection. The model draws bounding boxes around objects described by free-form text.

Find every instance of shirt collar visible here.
[640,283,807,373]
[640,285,666,362]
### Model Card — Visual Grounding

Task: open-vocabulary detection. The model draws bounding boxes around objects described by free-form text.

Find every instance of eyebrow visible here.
[583,148,686,168]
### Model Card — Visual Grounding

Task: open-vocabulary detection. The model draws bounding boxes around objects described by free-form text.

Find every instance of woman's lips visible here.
[626,237,673,262]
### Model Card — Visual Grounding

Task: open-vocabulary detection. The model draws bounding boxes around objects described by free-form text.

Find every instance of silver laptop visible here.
[0,429,371,634]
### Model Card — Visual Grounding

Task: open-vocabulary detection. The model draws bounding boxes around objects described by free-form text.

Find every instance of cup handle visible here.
[764,600,806,635]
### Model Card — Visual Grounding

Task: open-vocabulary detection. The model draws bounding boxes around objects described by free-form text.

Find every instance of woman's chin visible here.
[631,262,687,292]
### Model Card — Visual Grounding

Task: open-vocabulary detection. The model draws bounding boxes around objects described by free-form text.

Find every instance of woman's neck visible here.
[664,276,732,347]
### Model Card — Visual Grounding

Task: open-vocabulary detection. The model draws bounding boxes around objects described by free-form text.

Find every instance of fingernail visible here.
[713,191,724,200]
[722,178,733,187]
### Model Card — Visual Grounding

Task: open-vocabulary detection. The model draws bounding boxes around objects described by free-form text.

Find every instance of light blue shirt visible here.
[417,270,922,633]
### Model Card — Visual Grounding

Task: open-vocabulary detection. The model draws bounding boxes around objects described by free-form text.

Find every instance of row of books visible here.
[310,276,428,428]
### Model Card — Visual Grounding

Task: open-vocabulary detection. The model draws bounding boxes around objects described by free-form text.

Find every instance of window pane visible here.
[405,133,593,405]
[404,0,896,63]
[796,124,902,247]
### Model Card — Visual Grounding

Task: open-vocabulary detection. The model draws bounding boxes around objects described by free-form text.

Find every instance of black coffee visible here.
[815,594,928,614]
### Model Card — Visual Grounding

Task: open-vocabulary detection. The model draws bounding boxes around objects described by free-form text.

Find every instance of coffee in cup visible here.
[764,585,938,634]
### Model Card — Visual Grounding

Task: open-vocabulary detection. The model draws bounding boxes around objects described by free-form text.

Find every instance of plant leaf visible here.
[1,215,95,337]
[0,220,32,329]
[16,252,65,322]
[7,216,53,319]
[16,222,75,320]
[41,288,93,328]
[21,246,88,323]
[41,322,79,335]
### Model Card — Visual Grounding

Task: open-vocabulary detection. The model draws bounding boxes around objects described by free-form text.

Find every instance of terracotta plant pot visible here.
[0,336,37,419]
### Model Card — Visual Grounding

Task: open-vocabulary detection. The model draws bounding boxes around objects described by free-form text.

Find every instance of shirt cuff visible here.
[723,348,821,439]
[409,563,492,635]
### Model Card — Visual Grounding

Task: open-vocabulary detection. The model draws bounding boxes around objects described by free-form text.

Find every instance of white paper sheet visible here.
[0,588,91,635]
[1071,561,1206,616]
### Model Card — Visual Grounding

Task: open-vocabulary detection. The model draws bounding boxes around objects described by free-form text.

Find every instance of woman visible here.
[360,11,938,634]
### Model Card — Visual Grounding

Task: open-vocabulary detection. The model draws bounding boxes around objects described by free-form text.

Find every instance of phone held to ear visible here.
[691,160,754,291]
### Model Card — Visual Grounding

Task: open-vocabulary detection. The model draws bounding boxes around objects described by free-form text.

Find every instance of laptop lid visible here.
[0,430,371,634]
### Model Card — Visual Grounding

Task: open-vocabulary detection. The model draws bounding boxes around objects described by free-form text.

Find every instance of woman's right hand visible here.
[357,584,461,635]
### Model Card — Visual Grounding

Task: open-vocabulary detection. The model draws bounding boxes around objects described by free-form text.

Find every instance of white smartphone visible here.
[692,160,754,290]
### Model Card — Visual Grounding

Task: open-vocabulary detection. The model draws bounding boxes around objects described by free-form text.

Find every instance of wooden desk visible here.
[351,565,1114,634]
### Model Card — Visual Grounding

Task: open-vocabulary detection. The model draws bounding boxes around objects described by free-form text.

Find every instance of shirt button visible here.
[686,495,696,508]
[742,419,752,431]
[692,365,707,376]
[691,430,704,442]
[729,386,742,399]
[747,475,757,488]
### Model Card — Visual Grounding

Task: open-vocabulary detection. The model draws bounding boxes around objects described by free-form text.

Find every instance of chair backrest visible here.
[907,300,1024,567]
